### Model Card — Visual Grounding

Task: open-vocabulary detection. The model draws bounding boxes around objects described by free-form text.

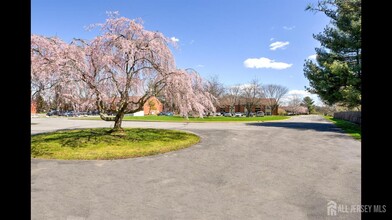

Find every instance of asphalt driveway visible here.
[31,115,360,220]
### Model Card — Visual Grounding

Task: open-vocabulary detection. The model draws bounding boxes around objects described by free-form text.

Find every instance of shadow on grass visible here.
[31,128,191,149]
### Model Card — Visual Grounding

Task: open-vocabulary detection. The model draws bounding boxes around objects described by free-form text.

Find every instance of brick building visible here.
[31,102,37,114]
[142,96,163,115]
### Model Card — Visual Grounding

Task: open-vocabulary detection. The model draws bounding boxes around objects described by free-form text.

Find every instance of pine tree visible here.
[302,96,315,114]
[304,0,361,109]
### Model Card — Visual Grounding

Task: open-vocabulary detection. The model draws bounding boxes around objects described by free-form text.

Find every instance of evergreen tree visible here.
[304,0,361,109]
[302,96,315,114]
[34,92,47,113]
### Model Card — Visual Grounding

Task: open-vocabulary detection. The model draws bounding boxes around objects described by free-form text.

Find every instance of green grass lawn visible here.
[76,115,289,122]
[31,128,200,160]
[324,116,361,140]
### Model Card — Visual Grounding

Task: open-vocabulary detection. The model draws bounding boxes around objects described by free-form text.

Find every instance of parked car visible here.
[224,112,232,117]
[248,112,256,117]
[234,112,243,117]
[204,112,220,116]
[158,112,174,116]
[87,110,100,115]
[46,110,59,116]
[256,111,265,117]
[57,111,67,116]
[76,112,88,117]
[64,111,77,117]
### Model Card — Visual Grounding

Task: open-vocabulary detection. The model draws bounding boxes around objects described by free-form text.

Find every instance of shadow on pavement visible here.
[246,121,343,133]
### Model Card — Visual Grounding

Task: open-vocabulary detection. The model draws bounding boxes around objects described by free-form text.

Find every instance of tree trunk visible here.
[111,101,129,132]
[272,104,278,116]
[113,111,125,131]
[245,105,252,117]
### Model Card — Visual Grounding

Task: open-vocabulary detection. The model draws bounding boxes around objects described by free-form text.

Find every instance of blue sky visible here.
[32,0,330,104]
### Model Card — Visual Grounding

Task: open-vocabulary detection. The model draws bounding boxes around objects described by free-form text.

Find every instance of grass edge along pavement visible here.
[74,115,289,123]
[324,116,361,140]
[31,128,200,160]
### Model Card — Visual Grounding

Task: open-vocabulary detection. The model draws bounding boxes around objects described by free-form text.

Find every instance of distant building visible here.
[142,96,163,115]
[218,97,279,115]
[31,101,37,114]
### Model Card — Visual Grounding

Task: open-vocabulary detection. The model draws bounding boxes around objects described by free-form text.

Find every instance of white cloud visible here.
[170,37,179,42]
[189,40,195,45]
[283,26,295,30]
[244,57,292,70]
[308,54,317,60]
[269,41,289,50]
[270,37,274,41]
[196,64,204,68]
[236,83,251,90]
[288,90,312,96]
[281,90,322,105]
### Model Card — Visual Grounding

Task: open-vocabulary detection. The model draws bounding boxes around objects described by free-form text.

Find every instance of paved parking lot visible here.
[31,115,360,219]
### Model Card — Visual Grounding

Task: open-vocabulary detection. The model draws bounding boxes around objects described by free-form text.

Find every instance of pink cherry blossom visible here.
[31,14,215,130]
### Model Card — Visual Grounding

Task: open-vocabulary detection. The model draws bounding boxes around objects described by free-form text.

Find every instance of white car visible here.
[256,111,264,117]
[223,112,232,117]
[234,112,243,117]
